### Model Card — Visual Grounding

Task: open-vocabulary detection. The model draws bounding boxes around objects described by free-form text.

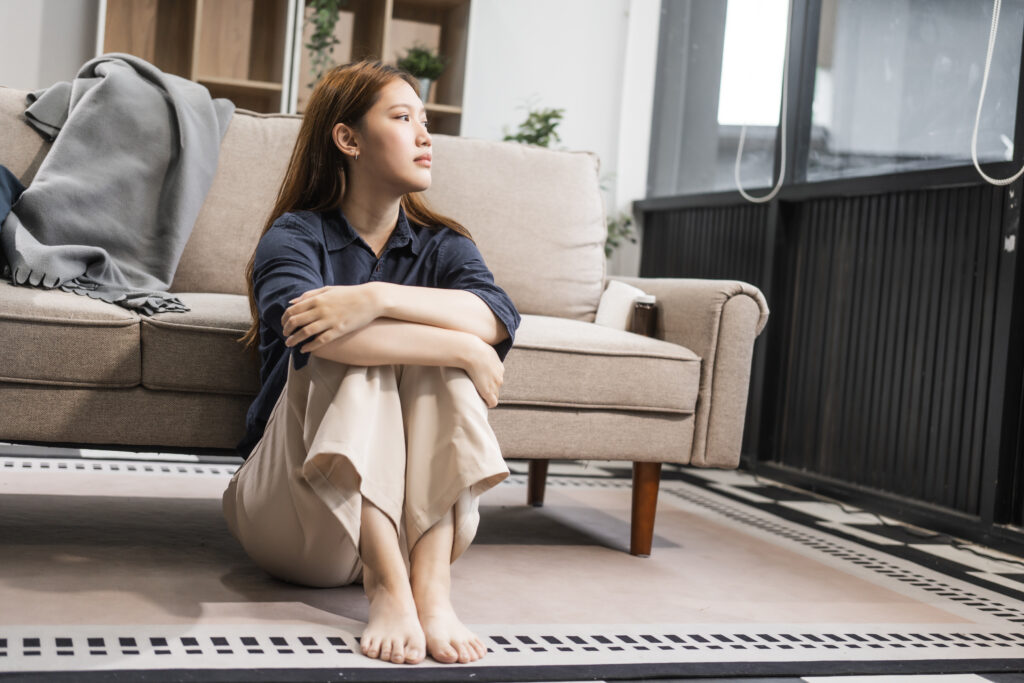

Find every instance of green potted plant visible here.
[502,106,565,148]
[305,0,350,90]
[397,44,447,103]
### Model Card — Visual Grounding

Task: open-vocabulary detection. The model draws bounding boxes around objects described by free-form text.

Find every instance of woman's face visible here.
[335,78,432,196]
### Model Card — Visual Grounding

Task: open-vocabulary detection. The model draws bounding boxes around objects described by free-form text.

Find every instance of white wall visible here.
[461,0,659,277]
[0,0,99,92]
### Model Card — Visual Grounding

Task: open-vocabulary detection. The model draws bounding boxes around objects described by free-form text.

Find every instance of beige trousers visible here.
[222,354,511,588]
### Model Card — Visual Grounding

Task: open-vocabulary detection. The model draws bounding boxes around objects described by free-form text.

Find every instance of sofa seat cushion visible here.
[501,314,701,413]
[141,293,259,395]
[0,281,140,387]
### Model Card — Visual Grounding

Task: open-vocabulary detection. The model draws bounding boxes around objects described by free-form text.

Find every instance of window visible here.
[647,0,1024,197]
[808,0,1024,180]
[647,0,789,197]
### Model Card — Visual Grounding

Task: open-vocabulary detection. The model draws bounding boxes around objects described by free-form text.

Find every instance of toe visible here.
[390,640,404,663]
[472,639,487,658]
[438,643,458,663]
[379,641,392,661]
[456,642,471,662]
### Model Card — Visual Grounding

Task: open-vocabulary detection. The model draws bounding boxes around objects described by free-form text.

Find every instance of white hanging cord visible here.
[972,0,1024,186]
[735,11,790,203]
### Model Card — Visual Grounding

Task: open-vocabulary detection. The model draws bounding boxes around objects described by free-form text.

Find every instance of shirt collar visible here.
[325,203,421,256]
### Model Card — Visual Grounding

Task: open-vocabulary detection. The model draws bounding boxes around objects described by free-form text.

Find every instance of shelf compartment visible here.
[390,0,468,112]
[193,0,290,85]
[102,0,196,78]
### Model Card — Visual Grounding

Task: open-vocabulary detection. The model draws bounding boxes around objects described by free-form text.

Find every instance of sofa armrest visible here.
[607,276,769,468]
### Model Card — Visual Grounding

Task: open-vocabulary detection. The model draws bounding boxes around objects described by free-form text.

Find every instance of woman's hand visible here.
[281,283,381,354]
[459,335,504,408]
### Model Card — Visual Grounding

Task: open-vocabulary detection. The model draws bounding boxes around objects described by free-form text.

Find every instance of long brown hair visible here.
[238,59,473,350]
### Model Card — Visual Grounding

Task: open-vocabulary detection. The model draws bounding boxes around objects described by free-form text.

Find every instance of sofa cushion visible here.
[141,293,259,395]
[424,136,607,322]
[501,314,700,414]
[0,281,140,387]
[170,110,302,296]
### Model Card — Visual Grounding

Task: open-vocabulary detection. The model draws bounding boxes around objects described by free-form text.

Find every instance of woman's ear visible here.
[332,122,359,158]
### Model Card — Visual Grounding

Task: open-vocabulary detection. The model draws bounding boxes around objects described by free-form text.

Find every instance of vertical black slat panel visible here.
[655,211,667,276]
[883,190,908,493]
[819,198,842,471]
[779,203,805,467]
[683,209,695,274]
[862,195,887,488]
[823,196,853,479]
[917,188,943,501]
[873,194,902,491]
[823,196,846,478]
[883,191,912,493]
[827,196,852,482]
[856,195,883,487]
[682,208,692,272]
[968,186,1003,514]
[776,204,802,464]
[786,201,817,469]
[713,206,725,276]
[805,199,832,471]
[666,210,679,276]
[817,198,836,474]
[842,194,868,485]
[654,210,668,276]
[922,189,951,505]
[933,186,962,509]
[959,186,990,515]
[697,207,710,275]
[902,191,930,501]
[639,211,653,275]
[945,186,974,513]
[712,206,724,277]
[940,186,965,508]
[936,187,963,509]
[890,191,913,496]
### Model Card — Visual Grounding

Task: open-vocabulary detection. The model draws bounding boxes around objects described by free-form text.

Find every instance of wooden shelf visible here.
[425,102,461,115]
[197,76,284,93]
[99,0,471,132]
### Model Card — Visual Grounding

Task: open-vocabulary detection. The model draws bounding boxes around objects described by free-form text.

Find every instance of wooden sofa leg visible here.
[527,459,548,506]
[631,461,662,557]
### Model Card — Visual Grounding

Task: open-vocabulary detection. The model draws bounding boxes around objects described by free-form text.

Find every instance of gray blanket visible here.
[0,53,235,315]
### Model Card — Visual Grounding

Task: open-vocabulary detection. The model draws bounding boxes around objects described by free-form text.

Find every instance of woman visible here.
[223,59,521,666]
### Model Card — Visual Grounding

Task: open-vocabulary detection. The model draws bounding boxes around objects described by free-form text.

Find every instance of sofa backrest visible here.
[0,86,607,322]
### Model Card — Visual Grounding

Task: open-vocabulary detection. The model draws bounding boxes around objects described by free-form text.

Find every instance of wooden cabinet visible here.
[97,0,470,135]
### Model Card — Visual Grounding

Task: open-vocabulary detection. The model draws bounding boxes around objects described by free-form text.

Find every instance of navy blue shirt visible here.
[237,204,521,457]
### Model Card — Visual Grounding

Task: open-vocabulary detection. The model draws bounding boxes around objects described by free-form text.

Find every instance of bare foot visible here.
[360,566,426,665]
[414,593,488,664]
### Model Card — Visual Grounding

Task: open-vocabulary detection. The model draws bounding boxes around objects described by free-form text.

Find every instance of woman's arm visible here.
[372,281,508,345]
[309,316,506,407]
[309,316,479,368]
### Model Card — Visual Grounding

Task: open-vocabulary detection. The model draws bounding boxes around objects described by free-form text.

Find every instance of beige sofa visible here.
[0,85,768,556]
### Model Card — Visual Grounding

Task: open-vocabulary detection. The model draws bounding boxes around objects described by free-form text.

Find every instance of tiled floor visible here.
[1,443,1023,681]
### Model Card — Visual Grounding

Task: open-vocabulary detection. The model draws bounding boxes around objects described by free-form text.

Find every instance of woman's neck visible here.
[340,187,402,247]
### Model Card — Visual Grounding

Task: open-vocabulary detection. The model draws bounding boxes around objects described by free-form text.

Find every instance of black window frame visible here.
[638,0,1024,211]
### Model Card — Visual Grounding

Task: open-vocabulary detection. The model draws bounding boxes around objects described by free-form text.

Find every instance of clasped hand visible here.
[281,284,377,354]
